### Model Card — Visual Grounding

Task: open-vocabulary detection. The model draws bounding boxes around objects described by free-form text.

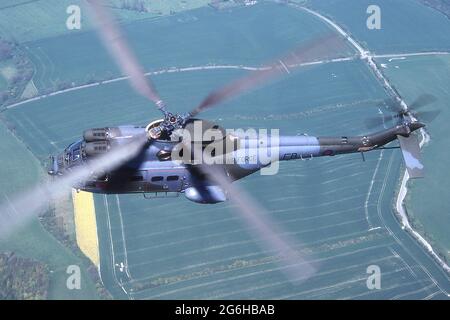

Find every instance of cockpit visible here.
[66,140,83,163]
[64,140,83,164]
[49,139,84,175]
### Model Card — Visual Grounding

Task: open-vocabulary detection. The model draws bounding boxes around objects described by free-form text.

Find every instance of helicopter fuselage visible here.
[49,120,424,204]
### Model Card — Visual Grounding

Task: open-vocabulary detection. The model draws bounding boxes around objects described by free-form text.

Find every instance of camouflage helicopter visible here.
[46,2,435,205]
[2,0,439,281]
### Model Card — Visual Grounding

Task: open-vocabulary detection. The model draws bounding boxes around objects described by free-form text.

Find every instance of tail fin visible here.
[397,134,424,178]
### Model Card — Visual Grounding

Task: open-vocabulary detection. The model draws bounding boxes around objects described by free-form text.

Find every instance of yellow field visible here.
[72,189,99,267]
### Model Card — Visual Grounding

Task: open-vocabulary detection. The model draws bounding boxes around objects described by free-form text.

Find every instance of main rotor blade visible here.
[186,142,316,283]
[87,0,166,112]
[188,34,348,118]
[199,165,316,283]
[0,135,147,239]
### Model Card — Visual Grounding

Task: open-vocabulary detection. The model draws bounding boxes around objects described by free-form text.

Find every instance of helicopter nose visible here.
[47,155,60,175]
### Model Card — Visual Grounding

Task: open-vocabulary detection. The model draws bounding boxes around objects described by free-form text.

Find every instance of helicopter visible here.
[0,0,440,284]
[46,2,435,206]
[48,112,428,204]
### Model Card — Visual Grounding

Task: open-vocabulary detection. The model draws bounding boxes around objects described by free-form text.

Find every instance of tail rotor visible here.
[365,94,440,129]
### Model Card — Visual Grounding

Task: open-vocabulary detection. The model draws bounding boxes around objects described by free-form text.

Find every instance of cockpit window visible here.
[72,148,81,161]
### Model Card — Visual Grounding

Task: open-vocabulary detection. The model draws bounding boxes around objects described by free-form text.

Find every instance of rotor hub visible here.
[160,112,186,132]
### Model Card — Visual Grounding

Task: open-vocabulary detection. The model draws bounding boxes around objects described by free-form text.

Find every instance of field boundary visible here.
[288,1,450,286]
[2,59,357,111]
[3,49,448,113]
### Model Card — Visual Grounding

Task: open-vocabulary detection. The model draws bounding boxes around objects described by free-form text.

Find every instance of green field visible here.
[22,2,349,93]
[0,121,99,299]
[0,0,213,43]
[2,0,450,299]
[0,70,8,91]
[305,0,450,53]
[377,55,450,262]
[8,58,448,299]
[0,61,16,90]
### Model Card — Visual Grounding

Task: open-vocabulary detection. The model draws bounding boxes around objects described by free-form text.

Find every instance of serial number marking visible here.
[175,304,275,317]
[219,304,275,316]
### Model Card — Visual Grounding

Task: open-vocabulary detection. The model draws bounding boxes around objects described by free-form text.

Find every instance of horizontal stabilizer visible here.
[397,134,424,178]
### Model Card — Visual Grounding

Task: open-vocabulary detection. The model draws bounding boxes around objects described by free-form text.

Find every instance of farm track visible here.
[288,1,450,294]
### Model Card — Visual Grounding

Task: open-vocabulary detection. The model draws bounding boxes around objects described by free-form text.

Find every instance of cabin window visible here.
[130,175,143,182]
[151,176,163,182]
[167,176,179,181]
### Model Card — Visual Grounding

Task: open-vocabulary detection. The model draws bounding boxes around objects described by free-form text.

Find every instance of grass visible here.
[0,61,16,91]
[109,0,213,15]
[0,74,7,91]
[22,2,349,93]
[0,0,212,43]
[0,121,99,299]
[305,0,450,53]
[3,0,450,299]
[376,54,450,262]
[0,63,17,81]
[5,57,447,298]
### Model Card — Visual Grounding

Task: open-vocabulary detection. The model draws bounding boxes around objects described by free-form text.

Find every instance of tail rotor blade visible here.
[410,94,437,110]
[412,109,441,123]
[367,94,439,129]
